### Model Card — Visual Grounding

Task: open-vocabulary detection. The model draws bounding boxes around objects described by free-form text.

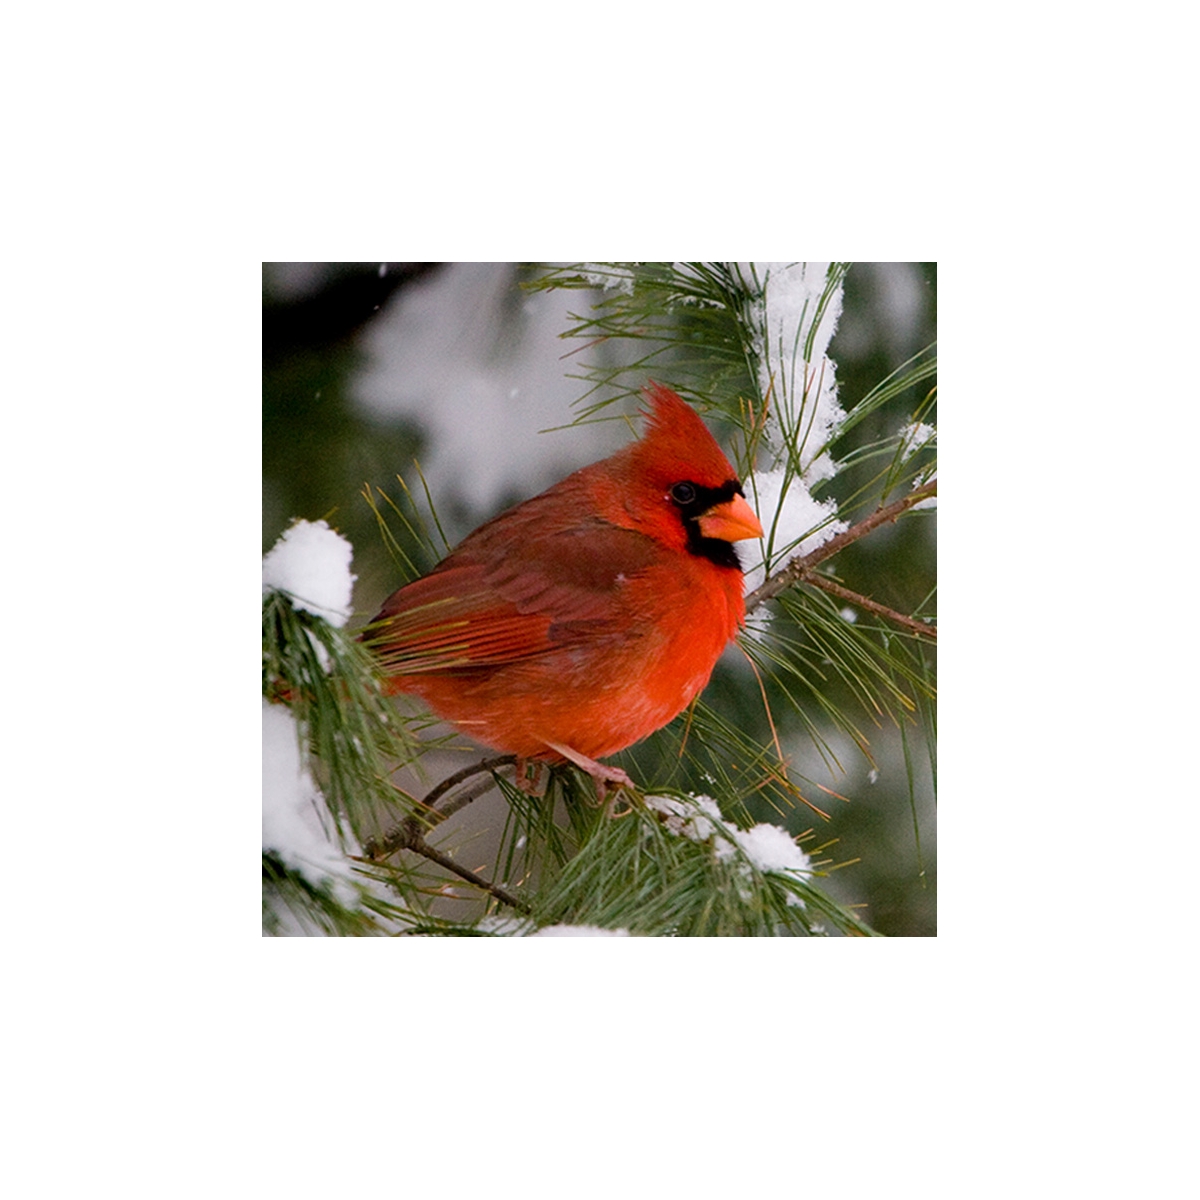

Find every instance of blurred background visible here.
[263,262,937,935]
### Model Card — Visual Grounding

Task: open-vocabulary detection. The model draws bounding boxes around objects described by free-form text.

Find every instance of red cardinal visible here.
[361,382,763,790]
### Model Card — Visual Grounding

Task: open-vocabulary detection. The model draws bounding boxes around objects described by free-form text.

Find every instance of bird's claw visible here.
[514,758,548,795]
[542,742,637,811]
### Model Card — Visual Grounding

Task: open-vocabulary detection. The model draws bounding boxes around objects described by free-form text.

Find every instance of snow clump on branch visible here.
[646,794,813,887]
[262,519,356,628]
[736,263,850,597]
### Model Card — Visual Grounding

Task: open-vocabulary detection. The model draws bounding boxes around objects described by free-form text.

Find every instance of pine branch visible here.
[745,479,937,618]
[802,575,937,642]
[384,834,530,913]
[359,755,531,913]
[362,755,517,860]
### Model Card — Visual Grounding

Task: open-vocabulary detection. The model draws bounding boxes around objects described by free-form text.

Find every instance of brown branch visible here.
[745,479,937,617]
[358,755,529,912]
[417,755,518,815]
[397,835,530,913]
[362,755,516,861]
[805,576,937,642]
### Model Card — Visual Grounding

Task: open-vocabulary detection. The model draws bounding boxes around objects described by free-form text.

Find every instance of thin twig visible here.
[358,755,530,911]
[745,480,936,616]
[435,771,512,823]
[805,575,937,642]
[420,755,518,813]
[400,836,530,913]
[363,755,517,861]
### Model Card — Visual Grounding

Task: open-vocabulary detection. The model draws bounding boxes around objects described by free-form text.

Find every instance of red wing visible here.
[363,517,661,674]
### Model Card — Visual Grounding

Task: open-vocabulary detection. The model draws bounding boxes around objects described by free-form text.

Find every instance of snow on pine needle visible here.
[736,263,851,598]
[262,519,356,628]
[645,794,813,880]
[898,420,936,462]
[262,519,368,912]
[263,517,415,928]
[262,698,361,905]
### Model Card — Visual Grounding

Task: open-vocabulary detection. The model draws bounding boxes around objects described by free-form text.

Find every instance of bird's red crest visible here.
[636,381,739,487]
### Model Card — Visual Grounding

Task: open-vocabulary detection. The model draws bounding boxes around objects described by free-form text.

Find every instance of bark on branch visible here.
[359,756,528,912]
[744,479,936,639]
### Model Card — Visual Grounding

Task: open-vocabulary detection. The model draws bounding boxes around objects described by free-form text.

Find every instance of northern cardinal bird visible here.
[361,382,763,790]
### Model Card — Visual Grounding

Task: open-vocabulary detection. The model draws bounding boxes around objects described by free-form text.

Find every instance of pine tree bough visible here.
[358,757,533,912]
[391,834,530,914]
[361,755,517,861]
[800,575,937,641]
[744,479,937,639]
[357,480,935,916]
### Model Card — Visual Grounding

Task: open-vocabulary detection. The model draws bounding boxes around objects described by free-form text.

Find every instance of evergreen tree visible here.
[263,263,936,936]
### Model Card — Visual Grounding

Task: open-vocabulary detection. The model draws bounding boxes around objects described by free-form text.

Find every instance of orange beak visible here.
[697,492,763,543]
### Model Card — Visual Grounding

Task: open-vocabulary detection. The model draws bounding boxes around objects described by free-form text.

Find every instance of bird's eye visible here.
[670,482,697,505]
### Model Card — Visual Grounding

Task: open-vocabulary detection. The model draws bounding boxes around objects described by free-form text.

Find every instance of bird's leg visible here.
[543,741,634,805]
[514,757,548,796]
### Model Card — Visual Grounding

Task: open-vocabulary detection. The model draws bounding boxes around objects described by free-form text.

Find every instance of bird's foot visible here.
[543,742,635,807]
[513,758,548,795]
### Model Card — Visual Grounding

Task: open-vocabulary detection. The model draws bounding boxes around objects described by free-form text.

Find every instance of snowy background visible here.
[262,263,937,935]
